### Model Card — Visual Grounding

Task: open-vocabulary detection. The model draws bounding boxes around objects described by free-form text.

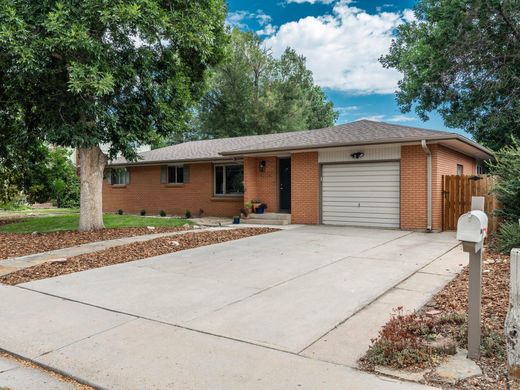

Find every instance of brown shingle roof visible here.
[109,120,492,166]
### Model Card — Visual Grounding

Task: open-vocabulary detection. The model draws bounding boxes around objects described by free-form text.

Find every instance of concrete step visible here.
[248,213,291,222]
[242,218,290,226]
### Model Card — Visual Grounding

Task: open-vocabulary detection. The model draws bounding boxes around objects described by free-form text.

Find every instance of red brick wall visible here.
[291,152,319,224]
[431,144,476,231]
[400,144,476,231]
[243,156,278,211]
[103,163,243,217]
[400,145,428,230]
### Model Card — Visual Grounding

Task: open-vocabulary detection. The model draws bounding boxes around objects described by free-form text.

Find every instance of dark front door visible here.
[279,158,291,211]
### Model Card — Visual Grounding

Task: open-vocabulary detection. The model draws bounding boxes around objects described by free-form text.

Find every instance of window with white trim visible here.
[214,164,243,195]
[111,168,129,185]
[456,164,464,176]
[168,165,184,184]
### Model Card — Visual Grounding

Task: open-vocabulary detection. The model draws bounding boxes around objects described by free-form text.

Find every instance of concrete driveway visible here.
[0,226,460,389]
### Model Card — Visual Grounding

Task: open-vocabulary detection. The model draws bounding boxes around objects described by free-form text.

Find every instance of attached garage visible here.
[321,161,400,228]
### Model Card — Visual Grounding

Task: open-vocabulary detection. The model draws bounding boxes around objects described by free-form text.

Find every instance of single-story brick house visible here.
[104,120,492,231]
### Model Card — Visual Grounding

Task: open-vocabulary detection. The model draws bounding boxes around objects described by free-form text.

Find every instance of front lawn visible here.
[0,213,191,234]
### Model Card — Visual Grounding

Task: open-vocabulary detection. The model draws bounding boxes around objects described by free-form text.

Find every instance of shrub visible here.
[117,209,123,215]
[493,221,520,253]
[487,140,520,222]
[159,210,166,217]
[140,209,146,216]
[185,210,192,218]
[363,309,438,369]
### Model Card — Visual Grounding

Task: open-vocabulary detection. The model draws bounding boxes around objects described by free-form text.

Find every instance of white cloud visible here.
[257,24,278,37]
[358,114,416,122]
[227,10,272,29]
[336,105,360,113]
[287,0,336,4]
[387,114,416,122]
[264,1,412,94]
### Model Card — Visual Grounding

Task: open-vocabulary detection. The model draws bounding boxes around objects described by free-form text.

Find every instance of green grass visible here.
[0,214,191,233]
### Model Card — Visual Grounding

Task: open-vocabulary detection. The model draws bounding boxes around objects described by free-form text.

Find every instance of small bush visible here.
[185,210,192,218]
[363,309,439,369]
[159,210,166,217]
[140,209,146,216]
[493,221,520,253]
[117,209,123,215]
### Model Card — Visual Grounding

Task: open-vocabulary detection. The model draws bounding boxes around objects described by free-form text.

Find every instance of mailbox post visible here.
[456,199,488,360]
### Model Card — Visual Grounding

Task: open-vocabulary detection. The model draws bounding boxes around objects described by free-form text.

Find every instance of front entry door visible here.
[279,158,291,211]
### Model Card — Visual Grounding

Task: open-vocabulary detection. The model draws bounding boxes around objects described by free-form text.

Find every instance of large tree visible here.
[0,0,227,230]
[381,0,520,150]
[194,29,337,139]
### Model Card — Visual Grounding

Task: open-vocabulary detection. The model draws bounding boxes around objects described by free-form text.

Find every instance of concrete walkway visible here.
[0,226,461,389]
[0,354,76,390]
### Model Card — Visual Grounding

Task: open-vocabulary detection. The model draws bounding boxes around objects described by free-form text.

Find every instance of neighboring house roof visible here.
[109,120,493,166]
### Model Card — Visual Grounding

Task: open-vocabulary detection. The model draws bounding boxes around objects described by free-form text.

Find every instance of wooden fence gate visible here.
[442,175,498,233]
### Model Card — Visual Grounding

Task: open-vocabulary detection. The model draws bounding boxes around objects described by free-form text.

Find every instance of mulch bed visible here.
[0,228,278,285]
[0,226,191,260]
[361,247,516,389]
[424,249,512,389]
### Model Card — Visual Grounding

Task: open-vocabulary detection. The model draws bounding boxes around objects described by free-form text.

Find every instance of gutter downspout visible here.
[421,140,432,232]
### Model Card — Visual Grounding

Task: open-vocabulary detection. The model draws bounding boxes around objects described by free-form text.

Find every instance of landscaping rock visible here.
[432,349,482,384]
[50,258,68,264]
[427,336,457,355]
[146,226,156,230]
[171,241,180,246]
[425,309,442,317]
[374,365,428,382]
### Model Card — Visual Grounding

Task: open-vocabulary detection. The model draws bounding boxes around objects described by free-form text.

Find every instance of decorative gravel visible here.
[0,228,279,285]
[0,226,191,260]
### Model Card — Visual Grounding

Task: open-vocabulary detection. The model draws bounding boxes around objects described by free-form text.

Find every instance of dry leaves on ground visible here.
[0,228,278,285]
[0,226,190,260]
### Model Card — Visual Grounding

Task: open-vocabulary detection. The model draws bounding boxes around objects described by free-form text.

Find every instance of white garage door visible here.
[321,161,400,228]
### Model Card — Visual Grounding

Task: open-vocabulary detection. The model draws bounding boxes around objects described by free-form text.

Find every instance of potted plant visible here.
[251,199,262,213]
[244,201,253,215]
[255,203,268,214]
[240,207,249,218]
[233,215,241,224]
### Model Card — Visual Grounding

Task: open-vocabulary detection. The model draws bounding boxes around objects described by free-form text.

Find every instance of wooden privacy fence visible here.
[442,175,499,233]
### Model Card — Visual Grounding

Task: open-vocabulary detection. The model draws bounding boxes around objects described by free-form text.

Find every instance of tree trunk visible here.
[78,146,107,231]
[506,248,520,379]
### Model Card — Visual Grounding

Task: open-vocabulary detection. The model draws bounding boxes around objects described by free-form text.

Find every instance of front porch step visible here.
[243,213,291,225]
[242,218,290,226]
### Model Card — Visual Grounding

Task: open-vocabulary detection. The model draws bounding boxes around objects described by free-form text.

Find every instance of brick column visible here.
[291,152,319,224]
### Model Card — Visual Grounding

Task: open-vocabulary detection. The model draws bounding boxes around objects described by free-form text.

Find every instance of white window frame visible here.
[214,164,244,196]
[111,168,129,185]
[456,164,464,176]
[167,165,184,184]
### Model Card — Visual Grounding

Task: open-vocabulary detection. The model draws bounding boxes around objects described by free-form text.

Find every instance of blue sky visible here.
[226,0,467,136]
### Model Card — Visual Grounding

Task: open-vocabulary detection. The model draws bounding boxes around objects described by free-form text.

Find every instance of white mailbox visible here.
[456,210,488,243]
[456,198,488,360]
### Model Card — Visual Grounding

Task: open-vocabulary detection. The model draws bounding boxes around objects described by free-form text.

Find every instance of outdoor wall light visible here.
[351,152,365,159]
[259,160,266,172]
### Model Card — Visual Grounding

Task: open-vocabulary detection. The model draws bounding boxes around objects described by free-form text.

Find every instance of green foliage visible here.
[487,141,520,221]
[194,29,338,139]
[185,210,192,219]
[0,0,228,160]
[493,222,520,254]
[0,144,79,207]
[159,210,166,217]
[140,209,146,216]
[117,209,124,215]
[380,1,520,150]
[0,213,191,233]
